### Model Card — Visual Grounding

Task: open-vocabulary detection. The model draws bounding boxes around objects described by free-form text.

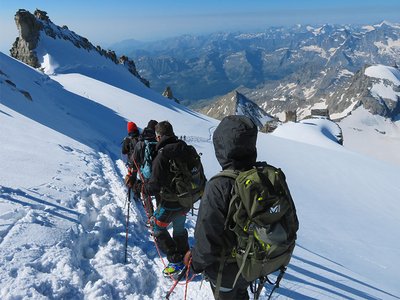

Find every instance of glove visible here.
[124,174,135,188]
[183,250,192,267]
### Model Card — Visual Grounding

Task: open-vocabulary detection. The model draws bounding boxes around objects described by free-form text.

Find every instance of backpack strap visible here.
[210,170,240,230]
[210,169,239,181]
[232,226,255,288]
[143,140,157,164]
[213,245,226,300]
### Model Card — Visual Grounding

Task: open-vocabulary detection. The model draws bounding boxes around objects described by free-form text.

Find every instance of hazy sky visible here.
[1,0,400,53]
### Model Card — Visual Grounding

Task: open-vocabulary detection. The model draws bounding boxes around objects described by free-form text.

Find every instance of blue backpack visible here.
[140,140,157,179]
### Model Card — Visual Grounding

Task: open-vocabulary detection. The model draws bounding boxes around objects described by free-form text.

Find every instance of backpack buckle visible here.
[244,221,255,233]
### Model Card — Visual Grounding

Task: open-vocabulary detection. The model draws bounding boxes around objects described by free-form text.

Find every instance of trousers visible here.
[152,205,190,263]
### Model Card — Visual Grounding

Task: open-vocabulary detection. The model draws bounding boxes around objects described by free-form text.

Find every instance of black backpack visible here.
[162,144,207,208]
[127,135,139,158]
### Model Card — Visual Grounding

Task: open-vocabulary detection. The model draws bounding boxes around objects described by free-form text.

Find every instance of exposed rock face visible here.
[285,111,297,122]
[10,9,149,87]
[120,55,150,87]
[162,86,173,99]
[342,65,400,117]
[10,9,42,68]
[198,90,274,129]
[239,63,400,120]
[0,68,33,101]
[34,9,50,22]
[162,86,180,103]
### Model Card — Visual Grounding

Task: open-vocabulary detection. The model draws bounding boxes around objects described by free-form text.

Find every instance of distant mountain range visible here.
[115,22,400,120]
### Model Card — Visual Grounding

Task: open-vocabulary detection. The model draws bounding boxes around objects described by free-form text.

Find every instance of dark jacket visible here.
[145,135,192,208]
[133,127,157,168]
[191,115,258,288]
[122,132,139,160]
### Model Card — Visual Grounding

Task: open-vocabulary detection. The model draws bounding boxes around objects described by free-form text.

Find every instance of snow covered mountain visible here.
[1,9,400,300]
[253,63,400,121]
[198,90,274,129]
[10,9,149,87]
[364,65,400,115]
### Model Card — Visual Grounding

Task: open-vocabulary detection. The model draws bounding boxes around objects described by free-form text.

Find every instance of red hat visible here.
[127,121,138,133]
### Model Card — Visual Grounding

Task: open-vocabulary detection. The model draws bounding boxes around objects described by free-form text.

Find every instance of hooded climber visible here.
[188,115,258,299]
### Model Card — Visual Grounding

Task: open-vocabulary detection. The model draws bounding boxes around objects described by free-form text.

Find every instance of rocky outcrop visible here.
[162,86,180,103]
[10,9,149,87]
[120,56,150,87]
[10,9,42,67]
[0,69,33,101]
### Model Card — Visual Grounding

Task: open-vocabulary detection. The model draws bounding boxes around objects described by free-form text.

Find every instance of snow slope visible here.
[365,65,400,86]
[271,117,343,148]
[340,107,400,166]
[1,47,400,300]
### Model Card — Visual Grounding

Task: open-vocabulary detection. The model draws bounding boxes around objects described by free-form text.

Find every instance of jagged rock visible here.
[162,86,180,103]
[107,50,118,64]
[162,86,174,99]
[5,79,16,88]
[261,119,280,133]
[285,111,297,122]
[34,9,50,22]
[311,109,330,118]
[10,9,42,68]
[19,90,32,101]
[119,55,150,87]
[1,72,33,101]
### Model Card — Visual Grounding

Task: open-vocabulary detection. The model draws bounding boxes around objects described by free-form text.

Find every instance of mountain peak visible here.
[198,89,274,129]
[374,20,400,29]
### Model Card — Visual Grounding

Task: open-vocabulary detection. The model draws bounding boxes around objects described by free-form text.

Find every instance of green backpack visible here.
[162,145,207,208]
[213,161,299,298]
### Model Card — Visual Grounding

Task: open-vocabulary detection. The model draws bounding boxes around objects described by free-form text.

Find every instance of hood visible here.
[156,135,178,151]
[213,115,258,170]
[141,127,156,141]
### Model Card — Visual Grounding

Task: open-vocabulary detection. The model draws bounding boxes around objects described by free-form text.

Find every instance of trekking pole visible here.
[253,277,267,300]
[165,265,188,300]
[124,188,131,264]
[266,267,286,300]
